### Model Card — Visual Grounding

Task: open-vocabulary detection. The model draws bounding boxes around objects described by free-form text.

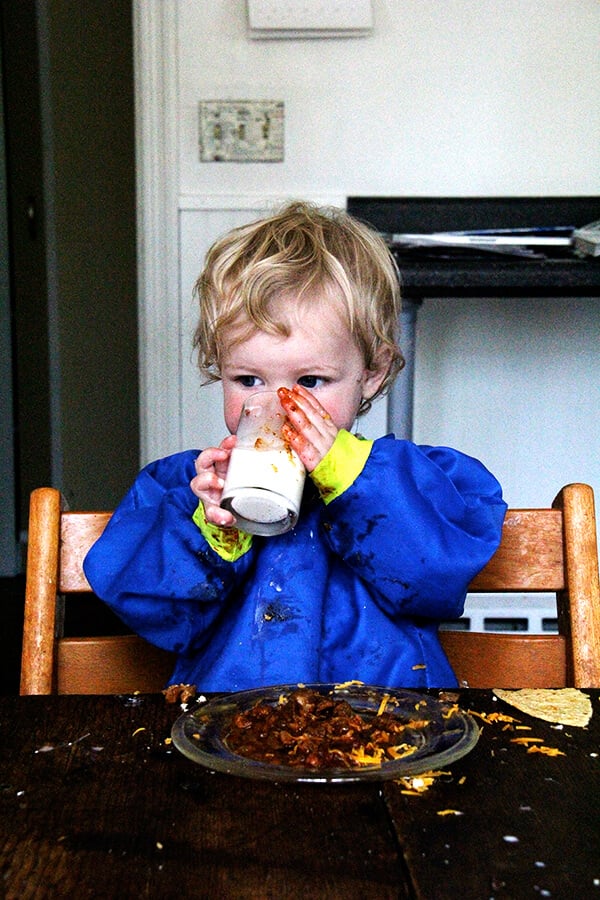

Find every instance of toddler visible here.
[84,201,506,690]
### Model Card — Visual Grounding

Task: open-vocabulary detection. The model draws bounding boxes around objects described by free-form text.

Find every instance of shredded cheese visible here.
[526,745,566,757]
[387,743,418,760]
[349,745,385,766]
[395,770,450,793]
[376,693,391,716]
[468,709,521,724]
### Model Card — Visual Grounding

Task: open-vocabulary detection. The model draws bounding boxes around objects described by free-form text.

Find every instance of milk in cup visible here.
[220,392,306,536]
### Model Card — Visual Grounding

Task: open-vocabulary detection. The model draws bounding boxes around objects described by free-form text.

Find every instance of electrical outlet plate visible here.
[199,100,284,162]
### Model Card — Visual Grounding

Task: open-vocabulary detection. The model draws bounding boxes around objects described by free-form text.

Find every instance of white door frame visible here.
[133,0,181,463]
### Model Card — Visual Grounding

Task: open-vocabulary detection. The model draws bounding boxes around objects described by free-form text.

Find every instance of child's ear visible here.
[361,348,393,400]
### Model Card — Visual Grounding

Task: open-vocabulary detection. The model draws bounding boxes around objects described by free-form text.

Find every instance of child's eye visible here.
[297,375,326,389]
[235,375,261,388]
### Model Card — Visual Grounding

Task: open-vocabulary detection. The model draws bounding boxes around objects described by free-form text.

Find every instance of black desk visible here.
[347,197,600,439]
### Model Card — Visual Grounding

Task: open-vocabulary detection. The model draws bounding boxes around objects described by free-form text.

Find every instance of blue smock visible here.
[83,435,506,691]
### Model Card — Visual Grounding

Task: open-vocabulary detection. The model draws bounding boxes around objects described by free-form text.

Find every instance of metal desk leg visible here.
[387,298,421,441]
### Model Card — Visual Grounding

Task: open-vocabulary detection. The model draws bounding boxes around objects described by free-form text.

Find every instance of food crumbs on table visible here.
[132,727,146,737]
[438,691,460,703]
[396,770,450,794]
[526,745,566,756]
[510,737,544,744]
[486,711,521,724]
[458,775,466,785]
[156,842,163,850]
[467,709,520,724]
[164,737,172,745]
[437,809,463,816]
[162,683,198,704]
[412,664,426,670]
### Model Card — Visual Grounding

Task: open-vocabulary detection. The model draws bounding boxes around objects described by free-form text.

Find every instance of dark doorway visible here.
[1,0,139,691]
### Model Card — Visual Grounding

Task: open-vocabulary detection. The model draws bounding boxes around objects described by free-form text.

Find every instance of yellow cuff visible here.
[192,502,253,562]
[310,429,373,505]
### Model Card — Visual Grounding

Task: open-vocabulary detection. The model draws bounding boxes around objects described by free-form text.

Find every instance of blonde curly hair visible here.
[192,201,404,415]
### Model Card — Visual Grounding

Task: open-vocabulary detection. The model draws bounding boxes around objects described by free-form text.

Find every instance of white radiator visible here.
[441,594,558,635]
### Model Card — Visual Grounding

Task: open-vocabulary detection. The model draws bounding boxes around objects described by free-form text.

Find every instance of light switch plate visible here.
[199,100,284,163]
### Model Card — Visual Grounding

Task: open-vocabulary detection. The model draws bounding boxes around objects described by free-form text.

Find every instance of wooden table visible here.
[1,690,598,898]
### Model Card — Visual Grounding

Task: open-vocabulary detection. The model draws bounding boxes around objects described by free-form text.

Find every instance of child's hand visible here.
[190,435,237,527]
[278,385,339,472]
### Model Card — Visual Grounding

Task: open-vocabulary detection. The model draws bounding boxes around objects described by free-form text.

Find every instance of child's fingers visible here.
[203,503,236,527]
[195,447,226,473]
[189,467,224,501]
[192,438,236,500]
[195,437,236,478]
[279,384,328,422]
[278,386,338,463]
[278,385,331,435]
[281,418,336,472]
[281,422,319,471]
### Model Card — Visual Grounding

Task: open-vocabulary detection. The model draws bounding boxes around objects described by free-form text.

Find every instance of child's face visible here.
[219,298,387,435]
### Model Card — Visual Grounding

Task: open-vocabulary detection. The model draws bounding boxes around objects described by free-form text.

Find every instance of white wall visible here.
[414,297,599,510]
[136,0,600,523]
[177,0,599,198]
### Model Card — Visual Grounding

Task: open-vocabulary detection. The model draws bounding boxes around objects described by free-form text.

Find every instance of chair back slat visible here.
[57,635,174,694]
[59,512,112,592]
[468,509,564,592]
[440,631,567,688]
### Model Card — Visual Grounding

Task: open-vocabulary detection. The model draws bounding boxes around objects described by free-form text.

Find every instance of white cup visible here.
[220,391,306,536]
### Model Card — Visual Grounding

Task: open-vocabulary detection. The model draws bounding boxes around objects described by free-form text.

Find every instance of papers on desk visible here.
[383,227,575,258]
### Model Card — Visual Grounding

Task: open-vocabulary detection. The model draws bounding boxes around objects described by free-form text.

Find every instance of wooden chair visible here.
[20,487,174,694]
[20,483,600,694]
[441,482,600,688]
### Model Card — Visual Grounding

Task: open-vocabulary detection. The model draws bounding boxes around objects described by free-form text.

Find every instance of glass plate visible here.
[171,683,480,783]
